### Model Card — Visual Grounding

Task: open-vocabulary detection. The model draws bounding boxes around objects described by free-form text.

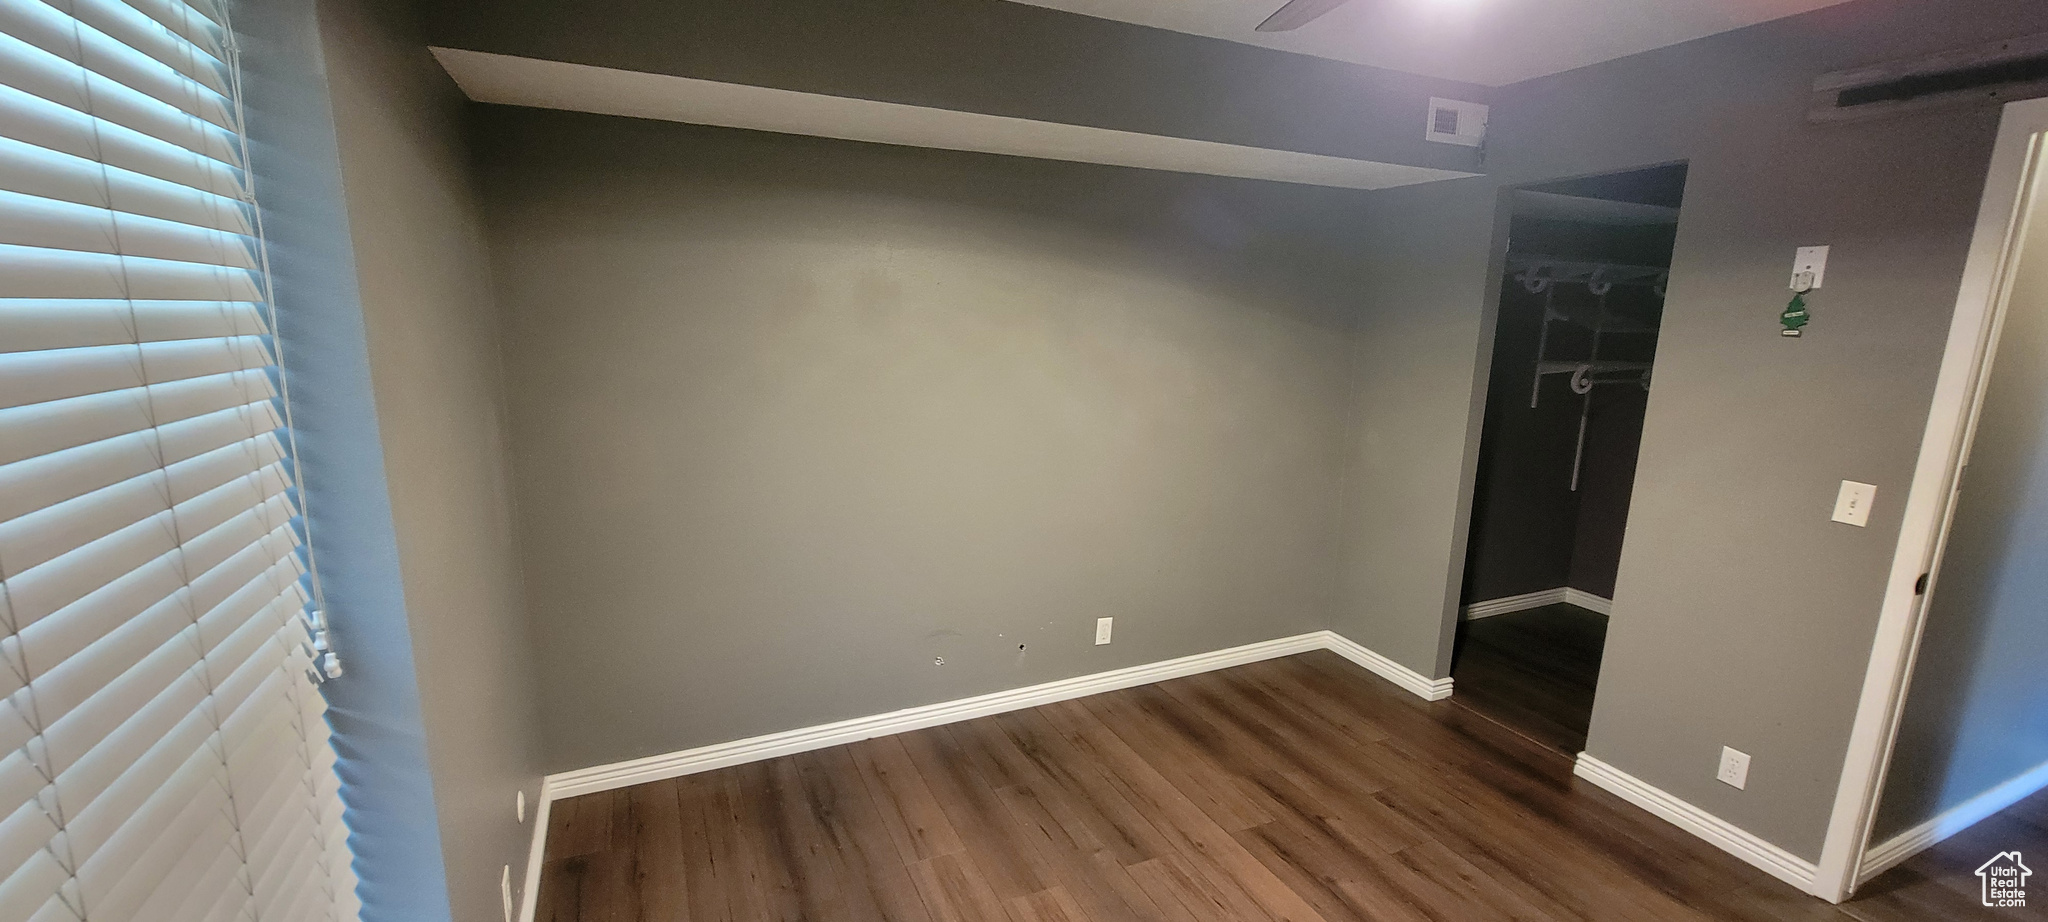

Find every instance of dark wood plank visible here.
[897,725,1058,902]
[1450,604,1607,755]
[1844,787,2048,922]
[548,790,617,861]
[1004,887,1090,922]
[793,747,936,922]
[539,651,1904,922]
[731,761,811,922]
[622,780,689,921]
[907,852,1019,922]
[677,773,737,922]
[851,735,969,863]
[1036,698,1324,922]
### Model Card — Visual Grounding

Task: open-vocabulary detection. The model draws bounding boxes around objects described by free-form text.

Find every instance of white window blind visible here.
[0,0,356,920]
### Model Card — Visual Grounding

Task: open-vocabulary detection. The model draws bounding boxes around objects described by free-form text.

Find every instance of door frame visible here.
[1813,95,2048,902]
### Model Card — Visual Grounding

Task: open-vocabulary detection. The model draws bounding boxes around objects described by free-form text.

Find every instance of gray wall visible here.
[417,0,1485,175]
[1567,384,1648,601]
[1334,179,1505,678]
[1463,218,1668,604]
[317,0,545,918]
[1348,0,2048,861]
[1873,154,2048,840]
[472,108,1374,772]
[1460,279,1588,603]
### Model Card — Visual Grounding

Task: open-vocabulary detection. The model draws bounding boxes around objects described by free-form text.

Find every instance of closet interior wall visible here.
[1462,214,1676,606]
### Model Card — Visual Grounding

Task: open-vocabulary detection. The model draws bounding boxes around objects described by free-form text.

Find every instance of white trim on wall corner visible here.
[1322,632,1455,700]
[539,630,1448,802]
[1857,758,2048,885]
[1573,753,1819,893]
[1563,588,1615,616]
[1462,587,1613,619]
[516,784,552,922]
[1462,588,1565,619]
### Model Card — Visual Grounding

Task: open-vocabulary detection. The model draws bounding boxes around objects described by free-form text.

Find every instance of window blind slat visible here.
[0,83,241,200]
[22,586,190,740]
[250,809,323,918]
[34,624,199,777]
[0,0,233,130]
[156,834,242,922]
[0,370,274,468]
[44,662,206,833]
[0,336,269,416]
[0,800,58,904]
[0,243,261,305]
[2,456,288,629]
[0,427,160,525]
[0,189,257,268]
[67,0,231,97]
[110,0,226,67]
[0,848,67,922]
[101,810,235,922]
[1,1,352,917]
[0,299,264,357]
[13,554,183,706]
[0,28,238,166]
[51,686,209,854]
[0,395,271,538]
[0,138,255,238]
[68,738,228,908]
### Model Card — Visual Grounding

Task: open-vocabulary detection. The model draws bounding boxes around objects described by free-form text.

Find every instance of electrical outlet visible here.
[1718,746,1751,789]
[1094,617,1113,645]
[516,790,526,824]
[1832,480,1876,527]
[501,865,514,922]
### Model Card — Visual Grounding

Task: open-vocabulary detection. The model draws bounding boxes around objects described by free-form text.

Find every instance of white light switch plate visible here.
[1718,747,1751,789]
[1792,246,1829,290]
[1833,480,1876,527]
[1095,617,1113,645]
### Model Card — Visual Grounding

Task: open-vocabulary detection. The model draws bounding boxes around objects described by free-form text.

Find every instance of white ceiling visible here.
[1005,0,1857,86]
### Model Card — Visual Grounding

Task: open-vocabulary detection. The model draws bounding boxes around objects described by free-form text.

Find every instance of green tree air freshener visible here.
[1781,291,1810,337]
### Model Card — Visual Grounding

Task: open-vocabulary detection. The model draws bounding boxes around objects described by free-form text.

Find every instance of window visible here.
[0,0,356,920]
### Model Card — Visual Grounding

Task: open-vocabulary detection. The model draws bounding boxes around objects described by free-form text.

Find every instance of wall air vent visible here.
[1426,97,1488,147]
[1812,32,2048,123]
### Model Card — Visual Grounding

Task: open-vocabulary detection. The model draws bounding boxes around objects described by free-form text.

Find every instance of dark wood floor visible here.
[1450,604,1609,756]
[541,648,2032,922]
[1844,787,2048,922]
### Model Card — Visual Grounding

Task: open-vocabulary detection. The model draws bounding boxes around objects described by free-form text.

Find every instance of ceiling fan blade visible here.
[1255,0,1352,32]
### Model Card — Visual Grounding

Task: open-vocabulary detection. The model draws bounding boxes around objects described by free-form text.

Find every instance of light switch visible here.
[1792,246,1830,291]
[1833,480,1876,527]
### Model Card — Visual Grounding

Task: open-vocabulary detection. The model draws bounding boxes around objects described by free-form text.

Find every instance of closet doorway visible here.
[1452,164,1686,755]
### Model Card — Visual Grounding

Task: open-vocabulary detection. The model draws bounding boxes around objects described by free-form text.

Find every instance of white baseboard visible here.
[520,629,1449,918]
[516,783,552,922]
[1462,588,1565,619]
[1462,587,1614,620]
[1563,588,1614,616]
[1323,632,1454,700]
[542,630,1447,801]
[1858,757,2048,885]
[1574,752,1819,893]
